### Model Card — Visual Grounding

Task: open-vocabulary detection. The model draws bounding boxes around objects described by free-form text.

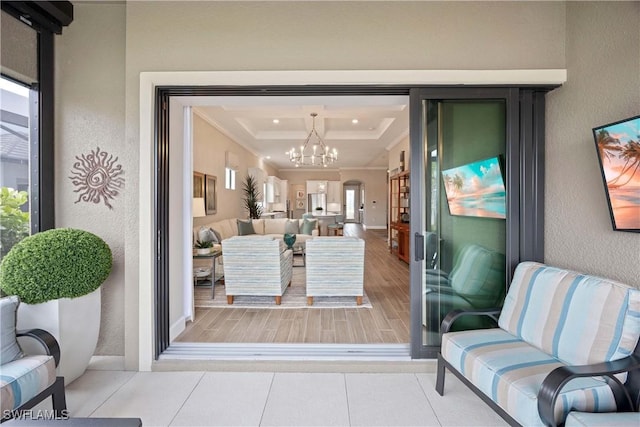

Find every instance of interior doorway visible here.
[343,181,363,223]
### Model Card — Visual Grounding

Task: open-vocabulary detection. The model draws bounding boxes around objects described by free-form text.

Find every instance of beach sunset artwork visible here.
[593,115,640,232]
[442,156,506,219]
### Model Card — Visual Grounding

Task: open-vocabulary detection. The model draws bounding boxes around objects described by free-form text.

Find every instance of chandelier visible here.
[288,113,338,168]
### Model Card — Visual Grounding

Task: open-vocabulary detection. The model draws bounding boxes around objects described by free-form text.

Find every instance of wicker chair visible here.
[221,236,293,305]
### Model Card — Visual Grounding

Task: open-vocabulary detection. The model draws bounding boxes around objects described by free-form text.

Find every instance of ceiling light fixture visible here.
[288,113,337,168]
[352,119,359,124]
[273,119,279,124]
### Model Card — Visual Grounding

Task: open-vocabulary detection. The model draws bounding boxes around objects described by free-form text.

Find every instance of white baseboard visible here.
[364,225,387,230]
[170,316,186,342]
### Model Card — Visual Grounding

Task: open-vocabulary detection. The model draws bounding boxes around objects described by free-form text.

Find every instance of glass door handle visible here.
[414,233,424,262]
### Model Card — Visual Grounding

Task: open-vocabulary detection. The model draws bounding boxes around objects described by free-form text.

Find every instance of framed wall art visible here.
[205,174,217,215]
[593,115,640,232]
[193,172,205,198]
[442,156,506,219]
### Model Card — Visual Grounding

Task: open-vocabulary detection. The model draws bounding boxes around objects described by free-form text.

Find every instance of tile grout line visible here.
[414,373,443,427]
[258,372,276,426]
[85,371,138,418]
[166,371,206,426]
[343,373,353,427]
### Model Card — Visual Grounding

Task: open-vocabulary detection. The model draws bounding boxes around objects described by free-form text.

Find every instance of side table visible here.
[193,249,223,299]
[291,244,305,267]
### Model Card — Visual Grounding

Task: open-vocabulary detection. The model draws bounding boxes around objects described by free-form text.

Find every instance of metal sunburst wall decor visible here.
[69,147,124,209]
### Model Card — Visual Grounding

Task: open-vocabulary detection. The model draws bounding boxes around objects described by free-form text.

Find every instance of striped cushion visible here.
[0,355,56,412]
[442,329,617,426]
[306,237,365,297]
[449,244,506,308]
[222,236,293,297]
[498,262,640,366]
[565,411,640,426]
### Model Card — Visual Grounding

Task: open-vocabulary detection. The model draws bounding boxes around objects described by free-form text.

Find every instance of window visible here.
[225,167,236,190]
[225,151,239,190]
[0,2,74,259]
[0,76,31,258]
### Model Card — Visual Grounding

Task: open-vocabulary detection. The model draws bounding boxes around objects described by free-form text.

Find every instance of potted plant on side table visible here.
[195,239,214,255]
[0,228,112,384]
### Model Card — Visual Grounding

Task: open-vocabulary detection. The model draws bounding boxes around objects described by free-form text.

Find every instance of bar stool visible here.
[327,214,345,236]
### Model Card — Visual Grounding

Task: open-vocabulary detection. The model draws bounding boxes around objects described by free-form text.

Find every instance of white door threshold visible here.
[161,342,409,360]
[155,343,435,373]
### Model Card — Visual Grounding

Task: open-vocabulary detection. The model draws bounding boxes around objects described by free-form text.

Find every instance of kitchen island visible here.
[310,210,341,235]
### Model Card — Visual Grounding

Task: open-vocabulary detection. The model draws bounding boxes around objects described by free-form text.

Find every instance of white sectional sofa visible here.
[194,217,319,245]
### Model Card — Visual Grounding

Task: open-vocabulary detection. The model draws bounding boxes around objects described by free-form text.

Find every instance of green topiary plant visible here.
[0,228,112,304]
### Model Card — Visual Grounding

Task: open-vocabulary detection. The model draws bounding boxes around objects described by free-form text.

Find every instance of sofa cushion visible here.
[284,220,300,235]
[498,262,640,366]
[442,328,618,426]
[300,219,318,235]
[0,296,23,364]
[449,244,505,308]
[237,219,256,236]
[263,218,287,235]
[565,411,640,426]
[0,355,56,412]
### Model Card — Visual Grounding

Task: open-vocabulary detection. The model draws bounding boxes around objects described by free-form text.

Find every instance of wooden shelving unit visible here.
[389,170,410,263]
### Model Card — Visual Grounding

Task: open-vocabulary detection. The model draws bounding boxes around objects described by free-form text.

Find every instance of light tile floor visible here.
[49,368,508,427]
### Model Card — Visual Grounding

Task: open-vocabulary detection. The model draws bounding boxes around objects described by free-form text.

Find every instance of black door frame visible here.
[153,84,554,359]
[408,87,551,358]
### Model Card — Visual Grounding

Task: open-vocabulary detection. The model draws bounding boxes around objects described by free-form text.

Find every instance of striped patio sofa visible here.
[436,262,640,427]
[305,237,365,306]
[221,236,293,305]
[1,296,66,422]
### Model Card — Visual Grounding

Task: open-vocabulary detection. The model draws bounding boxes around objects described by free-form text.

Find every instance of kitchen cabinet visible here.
[279,179,289,203]
[327,181,341,204]
[266,176,281,203]
[306,180,328,194]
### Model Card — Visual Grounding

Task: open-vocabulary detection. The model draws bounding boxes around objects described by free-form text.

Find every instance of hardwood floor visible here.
[175,224,410,344]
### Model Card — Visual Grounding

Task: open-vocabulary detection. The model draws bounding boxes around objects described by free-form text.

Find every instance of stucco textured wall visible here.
[545,2,640,287]
[57,1,569,365]
[55,3,126,356]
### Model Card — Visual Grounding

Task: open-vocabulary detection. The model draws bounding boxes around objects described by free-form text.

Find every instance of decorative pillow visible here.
[0,295,24,364]
[237,219,256,236]
[211,228,222,244]
[284,220,300,235]
[300,219,318,235]
[198,227,215,243]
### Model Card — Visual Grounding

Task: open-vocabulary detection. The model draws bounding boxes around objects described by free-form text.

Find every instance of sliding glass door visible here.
[409,88,546,358]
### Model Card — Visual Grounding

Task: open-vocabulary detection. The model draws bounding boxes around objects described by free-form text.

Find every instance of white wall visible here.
[56,1,573,368]
[545,2,640,287]
[192,112,269,223]
[388,136,410,176]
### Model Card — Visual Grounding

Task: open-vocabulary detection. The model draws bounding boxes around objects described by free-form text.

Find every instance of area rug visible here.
[194,267,372,309]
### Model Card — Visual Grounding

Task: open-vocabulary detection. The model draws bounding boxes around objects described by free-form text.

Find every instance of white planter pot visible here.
[16,288,101,385]
[196,248,211,255]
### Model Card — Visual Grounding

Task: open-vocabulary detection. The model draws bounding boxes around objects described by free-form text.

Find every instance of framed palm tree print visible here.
[593,115,640,232]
